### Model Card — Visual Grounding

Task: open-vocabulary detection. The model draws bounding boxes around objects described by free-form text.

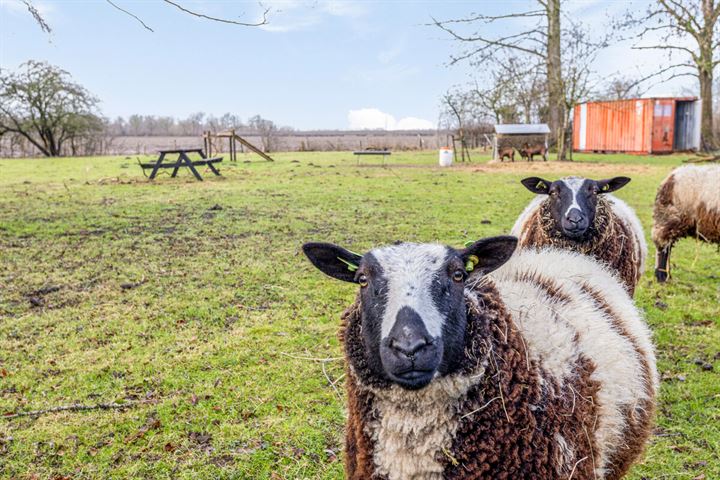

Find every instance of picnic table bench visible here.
[139,148,222,181]
[353,149,391,166]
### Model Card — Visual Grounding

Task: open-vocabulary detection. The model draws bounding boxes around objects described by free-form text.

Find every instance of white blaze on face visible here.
[562,177,587,217]
[370,243,449,340]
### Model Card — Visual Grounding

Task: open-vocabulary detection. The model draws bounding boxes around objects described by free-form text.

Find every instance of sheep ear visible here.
[521,177,551,194]
[303,242,363,283]
[461,236,517,276]
[597,177,631,193]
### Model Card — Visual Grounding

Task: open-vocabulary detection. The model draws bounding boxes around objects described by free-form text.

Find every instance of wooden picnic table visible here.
[140,148,222,181]
[353,149,391,166]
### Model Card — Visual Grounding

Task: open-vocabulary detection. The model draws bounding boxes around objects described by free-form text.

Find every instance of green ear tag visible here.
[536,181,546,190]
[337,257,358,272]
[464,240,474,248]
[602,184,610,192]
[465,255,480,272]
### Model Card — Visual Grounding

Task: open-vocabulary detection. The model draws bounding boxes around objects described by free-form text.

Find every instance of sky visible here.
[0,0,699,130]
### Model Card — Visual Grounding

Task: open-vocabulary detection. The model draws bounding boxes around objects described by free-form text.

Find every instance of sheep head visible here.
[303,236,517,390]
[521,176,631,239]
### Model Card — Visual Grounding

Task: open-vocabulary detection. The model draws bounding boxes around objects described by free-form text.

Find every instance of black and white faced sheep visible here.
[303,237,657,480]
[653,165,720,282]
[512,176,648,296]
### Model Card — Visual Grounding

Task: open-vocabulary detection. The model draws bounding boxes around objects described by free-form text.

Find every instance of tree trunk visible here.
[699,69,715,151]
[699,0,717,151]
[546,0,564,160]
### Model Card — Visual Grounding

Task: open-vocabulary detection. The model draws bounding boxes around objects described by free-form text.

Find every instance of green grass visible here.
[1,151,718,479]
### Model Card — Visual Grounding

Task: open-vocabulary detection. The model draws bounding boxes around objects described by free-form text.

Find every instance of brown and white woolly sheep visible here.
[512,176,647,296]
[303,237,657,480]
[652,165,720,282]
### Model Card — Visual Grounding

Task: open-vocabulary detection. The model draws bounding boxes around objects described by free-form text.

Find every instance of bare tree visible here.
[623,0,720,150]
[433,1,615,160]
[440,90,476,161]
[557,23,603,159]
[22,0,270,33]
[494,56,547,123]
[471,79,519,125]
[432,1,564,153]
[248,115,279,152]
[0,61,103,157]
[599,76,647,100]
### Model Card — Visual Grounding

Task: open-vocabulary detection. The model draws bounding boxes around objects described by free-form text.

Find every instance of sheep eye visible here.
[550,190,559,197]
[452,270,465,282]
[358,274,368,287]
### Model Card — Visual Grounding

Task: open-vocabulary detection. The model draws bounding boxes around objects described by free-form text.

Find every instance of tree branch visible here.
[105,0,154,32]
[432,17,545,58]
[21,0,51,33]
[162,0,269,27]
[431,10,545,26]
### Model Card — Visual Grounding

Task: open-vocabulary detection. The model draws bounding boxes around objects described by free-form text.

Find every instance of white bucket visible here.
[439,148,453,167]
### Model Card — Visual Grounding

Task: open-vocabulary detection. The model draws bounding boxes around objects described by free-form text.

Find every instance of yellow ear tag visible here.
[536,181,546,190]
[602,184,610,192]
[466,255,480,272]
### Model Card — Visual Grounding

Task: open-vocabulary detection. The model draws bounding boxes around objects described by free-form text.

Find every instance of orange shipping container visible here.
[573,98,700,154]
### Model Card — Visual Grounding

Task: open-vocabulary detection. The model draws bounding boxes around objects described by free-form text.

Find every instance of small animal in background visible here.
[303,236,657,480]
[652,164,720,282]
[498,146,515,162]
[518,142,548,161]
[512,176,647,296]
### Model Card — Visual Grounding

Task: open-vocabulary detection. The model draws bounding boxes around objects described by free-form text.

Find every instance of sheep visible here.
[511,176,647,296]
[303,236,657,480]
[518,142,548,162]
[652,164,720,282]
[498,146,515,162]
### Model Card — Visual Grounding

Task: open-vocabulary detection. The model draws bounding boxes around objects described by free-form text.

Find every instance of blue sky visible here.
[0,0,697,130]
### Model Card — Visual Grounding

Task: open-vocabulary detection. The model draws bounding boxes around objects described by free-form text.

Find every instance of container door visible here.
[651,99,675,152]
[673,101,693,150]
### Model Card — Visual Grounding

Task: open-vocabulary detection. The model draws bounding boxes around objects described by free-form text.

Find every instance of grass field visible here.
[1,151,718,479]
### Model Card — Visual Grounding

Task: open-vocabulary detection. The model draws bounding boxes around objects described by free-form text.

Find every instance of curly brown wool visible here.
[519,198,641,296]
[339,301,381,480]
[443,284,601,480]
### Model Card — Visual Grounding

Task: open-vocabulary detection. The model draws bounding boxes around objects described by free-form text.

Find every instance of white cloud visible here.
[348,108,434,130]
[396,116,434,130]
[259,0,366,32]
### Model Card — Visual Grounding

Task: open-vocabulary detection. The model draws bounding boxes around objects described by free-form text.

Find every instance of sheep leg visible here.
[655,245,672,282]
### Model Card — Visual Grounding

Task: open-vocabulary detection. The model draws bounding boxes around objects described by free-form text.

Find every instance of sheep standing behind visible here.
[652,164,720,281]
[303,237,657,480]
[511,176,647,296]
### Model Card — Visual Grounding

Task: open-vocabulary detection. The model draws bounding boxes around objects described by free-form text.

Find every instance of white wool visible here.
[665,165,720,214]
[511,194,545,239]
[491,248,657,478]
[363,363,487,480]
[370,243,449,340]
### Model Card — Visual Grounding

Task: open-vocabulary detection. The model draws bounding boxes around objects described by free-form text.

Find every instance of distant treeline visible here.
[105,113,290,137]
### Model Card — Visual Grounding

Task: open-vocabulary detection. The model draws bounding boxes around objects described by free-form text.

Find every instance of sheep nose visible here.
[390,334,429,358]
[388,306,432,359]
[566,210,584,225]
